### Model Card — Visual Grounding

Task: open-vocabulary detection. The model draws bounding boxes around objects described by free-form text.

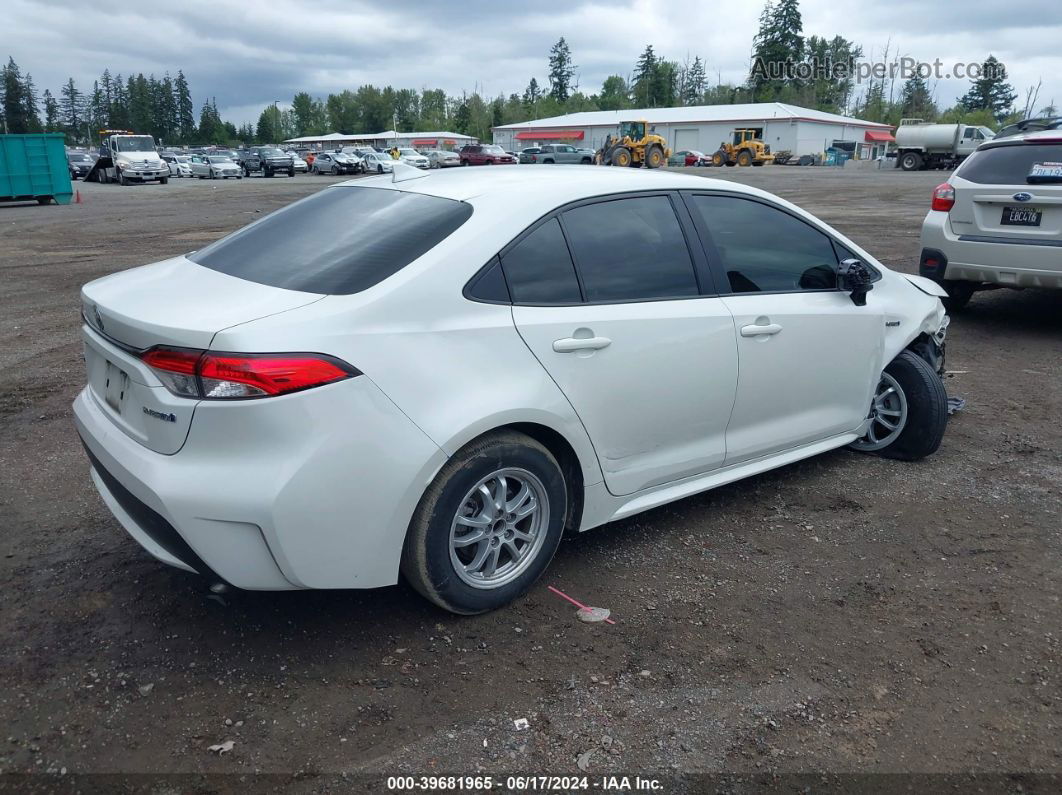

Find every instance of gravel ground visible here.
[0,166,1059,789]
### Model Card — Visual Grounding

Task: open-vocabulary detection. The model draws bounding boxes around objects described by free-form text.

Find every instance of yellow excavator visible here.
[596,120,670,168]
[711,129,774,167]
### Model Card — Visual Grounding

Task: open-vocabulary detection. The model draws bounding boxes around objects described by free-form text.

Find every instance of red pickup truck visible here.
[459,144,516,165]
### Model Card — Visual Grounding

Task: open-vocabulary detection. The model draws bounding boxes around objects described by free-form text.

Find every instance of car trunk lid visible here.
[949,142,1062,243]
[80,256,322,454]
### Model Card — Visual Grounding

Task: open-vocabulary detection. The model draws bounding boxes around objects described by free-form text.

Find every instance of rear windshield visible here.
[189,187,473,295]
[957,144,1062,184]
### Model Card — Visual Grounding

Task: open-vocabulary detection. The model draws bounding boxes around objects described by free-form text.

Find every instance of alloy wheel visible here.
[851,372,908,451]
[449,468,549,589]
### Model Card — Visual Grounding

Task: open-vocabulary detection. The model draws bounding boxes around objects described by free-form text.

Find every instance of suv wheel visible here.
[401,431,567,614]
[849,350,947,460]
[941,280,976,312]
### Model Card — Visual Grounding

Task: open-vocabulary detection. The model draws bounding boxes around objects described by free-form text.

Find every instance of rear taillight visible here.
[931,182,955,212]
[141,347,359,400]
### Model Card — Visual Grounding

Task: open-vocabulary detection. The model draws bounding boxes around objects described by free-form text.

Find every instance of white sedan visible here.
[74,167,951,614]
[362,151,394,173]
[189,155,242,179]
[397,148,430,169]
[286,152,309,172]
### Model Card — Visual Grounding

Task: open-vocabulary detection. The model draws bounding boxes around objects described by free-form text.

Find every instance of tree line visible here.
[1,0,1052,148]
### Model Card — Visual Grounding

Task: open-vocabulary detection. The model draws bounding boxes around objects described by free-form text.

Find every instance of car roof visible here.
[335,165,766,208]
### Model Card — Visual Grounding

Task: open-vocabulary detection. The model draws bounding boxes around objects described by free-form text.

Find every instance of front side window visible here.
[189,187,473,295]
[689,195,839,293]
[501,218,581,304]
[561,196,699,302]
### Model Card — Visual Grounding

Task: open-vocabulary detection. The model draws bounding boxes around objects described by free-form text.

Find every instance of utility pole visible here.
[274,100,281,144]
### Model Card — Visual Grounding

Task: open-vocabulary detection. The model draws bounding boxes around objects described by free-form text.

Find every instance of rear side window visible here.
[501,218,582,304]
[561,196,699,302]
[958,144,1062,184]
[189,187,472,295]
[690,195,839,293]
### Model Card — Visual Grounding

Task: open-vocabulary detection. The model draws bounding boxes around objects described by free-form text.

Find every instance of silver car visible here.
[190,155,242,179]
[362,152,394,174]
[425,149,461,168]
[397,148,430,169]
[918,129,1062,309]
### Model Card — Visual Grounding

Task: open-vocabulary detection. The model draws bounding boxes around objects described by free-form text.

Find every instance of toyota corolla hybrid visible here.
[74,166,951,614]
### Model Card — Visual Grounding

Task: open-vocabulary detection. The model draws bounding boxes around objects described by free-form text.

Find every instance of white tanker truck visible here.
[894,119,995,171]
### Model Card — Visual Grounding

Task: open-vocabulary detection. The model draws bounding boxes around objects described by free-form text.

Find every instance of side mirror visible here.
[837,258,875,306]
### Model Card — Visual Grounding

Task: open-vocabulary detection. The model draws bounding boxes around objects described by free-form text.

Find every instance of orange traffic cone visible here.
[75,190,82,204]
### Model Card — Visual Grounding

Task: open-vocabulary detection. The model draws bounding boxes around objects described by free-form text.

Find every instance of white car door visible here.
[683,192,884,464]
[504,193,739,497]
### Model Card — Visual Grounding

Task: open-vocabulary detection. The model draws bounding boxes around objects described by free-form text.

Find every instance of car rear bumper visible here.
[73,374,447,591]
[920,211,1062,288]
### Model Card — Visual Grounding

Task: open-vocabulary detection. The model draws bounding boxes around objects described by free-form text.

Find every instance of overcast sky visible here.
[8,0,1061,126]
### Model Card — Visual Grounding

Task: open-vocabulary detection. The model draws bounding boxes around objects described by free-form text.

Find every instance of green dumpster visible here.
[0,133,73,205]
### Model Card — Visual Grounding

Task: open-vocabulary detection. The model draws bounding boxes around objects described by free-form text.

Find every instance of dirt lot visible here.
[1,166,1059,789]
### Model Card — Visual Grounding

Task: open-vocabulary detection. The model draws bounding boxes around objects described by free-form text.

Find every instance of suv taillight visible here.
[931,183,955,212]
[141,347,359,399]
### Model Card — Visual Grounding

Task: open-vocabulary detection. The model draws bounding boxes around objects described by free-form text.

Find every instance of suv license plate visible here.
[1001,206,1042,226]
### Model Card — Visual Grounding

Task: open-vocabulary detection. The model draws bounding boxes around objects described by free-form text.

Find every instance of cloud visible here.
[7,0,1061,125]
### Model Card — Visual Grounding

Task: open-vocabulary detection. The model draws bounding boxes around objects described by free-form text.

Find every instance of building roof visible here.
[493,102,890,131]
[282,130,476,145]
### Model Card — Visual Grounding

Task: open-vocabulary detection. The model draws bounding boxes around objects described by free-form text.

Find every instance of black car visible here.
[240,147,295,177]
[67,152,95,180]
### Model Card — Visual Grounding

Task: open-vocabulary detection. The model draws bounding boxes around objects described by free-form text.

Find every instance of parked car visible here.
[518,147,543,164]
[190,154,242,180]
[668,150,710,167]
[995,116,1062,139]
[286,152,309,172]
[240,147,295,177]
[75,167,951,615]
[425,149,461,168]
[161,152,192,178]
[533,144,594,165]
[397,148,430,169]
[67,151,95,179]
[918,128,1062,310]
[362,151,394,173]
[459,144,515,165]
[311,152,360,175]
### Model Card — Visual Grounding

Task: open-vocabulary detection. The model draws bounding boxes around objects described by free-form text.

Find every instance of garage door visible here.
[673,129,699,152]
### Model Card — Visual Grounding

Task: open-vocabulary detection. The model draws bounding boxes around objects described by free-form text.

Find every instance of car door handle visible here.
[553,336,612,353]
[740,323,783,337]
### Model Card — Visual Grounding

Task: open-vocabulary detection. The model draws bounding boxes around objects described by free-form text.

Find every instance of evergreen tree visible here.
[454,97,472,135]
[110,73,130,129]
[749,0,805,99]
[960,56,1017,121]
[42,88,59,131]
[680,57,706,105]
[22,72,42,132]
[2,57,28,133]
[633,45,657,106]
[87,80,106,135]
[900,72,936,120]
[547,37,576,103]
[173,70,195,141]
[59,77,84,139]
[522,77,541,110]
[291,91,316,136]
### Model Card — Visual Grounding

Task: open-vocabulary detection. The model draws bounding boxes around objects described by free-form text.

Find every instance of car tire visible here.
[850,350,947,461]
[941,280,975,312]
[288,169,295,177]
[900,151,923,171]
[377,164,383,173]
[543,159,554,164]
[331,165,339,175]
[160,176,168,184]
[401,430,567,615]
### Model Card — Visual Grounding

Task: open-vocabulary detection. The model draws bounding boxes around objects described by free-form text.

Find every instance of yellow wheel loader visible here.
[710,129,775,167]
[596,120,670,168]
